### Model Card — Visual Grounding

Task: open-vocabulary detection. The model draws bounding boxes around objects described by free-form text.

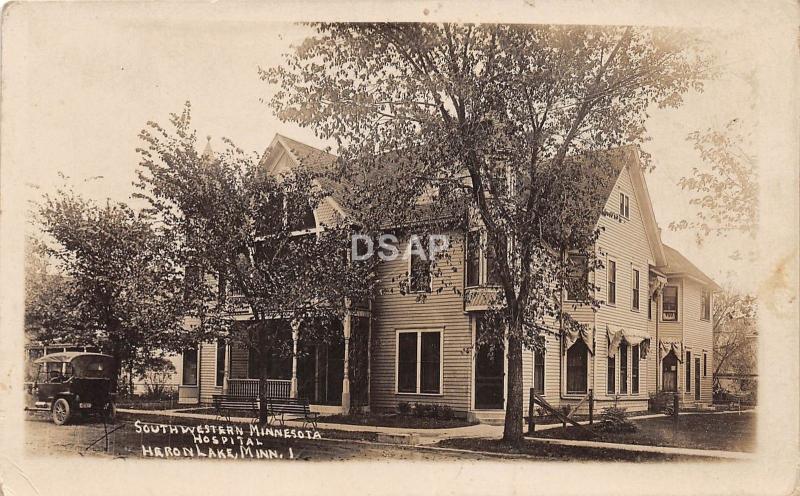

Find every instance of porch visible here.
[217,314,370,414]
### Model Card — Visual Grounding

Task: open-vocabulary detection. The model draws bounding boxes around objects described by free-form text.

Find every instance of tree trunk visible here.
[502,332,524,444]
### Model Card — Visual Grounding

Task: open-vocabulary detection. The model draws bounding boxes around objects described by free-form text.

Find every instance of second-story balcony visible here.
[464,286,504,312]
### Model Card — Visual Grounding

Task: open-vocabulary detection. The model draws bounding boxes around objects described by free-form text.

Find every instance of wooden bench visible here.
[265,397,319,429]
[211,394,259,423]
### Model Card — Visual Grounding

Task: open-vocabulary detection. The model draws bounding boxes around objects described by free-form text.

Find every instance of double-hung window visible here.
[465,231,481,287]
[701,288,711,321]
[619,193,630,219]
[619,343,628,394]
[685,350,692,392]
[409,235,432,293]
[182,348,198,386]
[397,330,442,394]
[632,268,640,310]
[607,259,617,305]
[566,254,589,301]
[632,345,640,394]
[662,285,678,321]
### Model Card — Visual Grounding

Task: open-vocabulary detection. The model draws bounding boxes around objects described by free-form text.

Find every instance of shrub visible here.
[648,391,675,413]
[561,405,572,417]
[595,406,637,433]
[438,404,455,420]
[397,401,412,416]
[413,403,431,418]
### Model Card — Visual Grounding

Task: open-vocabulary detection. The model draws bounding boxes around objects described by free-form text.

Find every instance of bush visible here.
[649,391,675,413]
[595,406,637,433]
[413,403,431,418]
[561,404,572,417]
[410,403,454,420]
[397,401,412,416]
[438,404,455,420]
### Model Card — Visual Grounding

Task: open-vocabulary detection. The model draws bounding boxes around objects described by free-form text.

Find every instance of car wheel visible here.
[104,401,117,423]
[52,398,71,425]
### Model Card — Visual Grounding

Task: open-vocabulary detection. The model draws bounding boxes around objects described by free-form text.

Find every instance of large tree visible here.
[712,288,757,392]
[33,191,194,388]
[265,23,711,442]
[134,103,374,422]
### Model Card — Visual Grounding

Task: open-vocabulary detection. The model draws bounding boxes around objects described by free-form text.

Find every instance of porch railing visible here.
[227,378,291,398]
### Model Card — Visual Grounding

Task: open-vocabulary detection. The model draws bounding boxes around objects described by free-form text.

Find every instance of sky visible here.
[3,5,760,293]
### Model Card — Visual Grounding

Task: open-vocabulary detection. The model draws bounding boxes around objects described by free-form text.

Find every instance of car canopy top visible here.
[35,352,115,378]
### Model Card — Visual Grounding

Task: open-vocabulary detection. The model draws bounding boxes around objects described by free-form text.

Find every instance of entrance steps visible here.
[468,410,505,425]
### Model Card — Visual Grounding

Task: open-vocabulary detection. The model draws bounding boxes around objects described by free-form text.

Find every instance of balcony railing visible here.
[227,378,291,398]
[464,286,504,312]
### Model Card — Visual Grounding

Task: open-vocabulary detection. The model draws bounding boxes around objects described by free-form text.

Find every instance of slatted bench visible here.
[266,397,319,429]
[211,394,259,423]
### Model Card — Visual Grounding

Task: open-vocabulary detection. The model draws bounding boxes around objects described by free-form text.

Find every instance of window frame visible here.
[632,344,640,395]
[215,339,226,387]
[703,352,708,377]
[607,355,616,395]
[408,235,433,294]
[181,347,199,387]
[565,253,590,302]
[619,342,628,395]
[619,192,630,219]
[631,267,640,311]
[700,288,711,321]
[685,350,692,392]
[533,348,545,395]
[607,257,617,306]
[395,329,444,396]
[662,284,679,322]
[566,340,589,395]
[465,229,482,288]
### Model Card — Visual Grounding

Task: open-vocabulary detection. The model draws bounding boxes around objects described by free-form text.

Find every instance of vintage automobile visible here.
[26,352,117,425]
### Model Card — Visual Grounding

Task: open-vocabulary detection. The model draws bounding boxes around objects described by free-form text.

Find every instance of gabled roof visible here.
[661,244,722,291]
[561,145,666,266]
[261,134,348,218]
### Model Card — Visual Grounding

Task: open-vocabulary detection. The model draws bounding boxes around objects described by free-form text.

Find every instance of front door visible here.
[474,318,504,409]
[662,351,678,392]
[694,357,701,401]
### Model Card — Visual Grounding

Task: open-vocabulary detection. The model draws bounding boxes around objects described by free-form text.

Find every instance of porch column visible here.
[290,320,300,399]
[223,342,231,394]
[342,313,351,415]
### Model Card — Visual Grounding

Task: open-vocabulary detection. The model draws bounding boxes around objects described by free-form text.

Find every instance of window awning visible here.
[659,339,683,362]
[606,325,651,359]
[649,274,668,298]
[563,326,593,355]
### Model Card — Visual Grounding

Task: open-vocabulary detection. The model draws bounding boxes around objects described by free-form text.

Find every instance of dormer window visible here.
[619,192,630,219]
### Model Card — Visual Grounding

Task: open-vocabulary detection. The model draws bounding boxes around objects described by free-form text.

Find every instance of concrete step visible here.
[468,410,505,425]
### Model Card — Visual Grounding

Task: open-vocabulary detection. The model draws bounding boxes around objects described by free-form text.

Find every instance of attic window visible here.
[619,193,630,219]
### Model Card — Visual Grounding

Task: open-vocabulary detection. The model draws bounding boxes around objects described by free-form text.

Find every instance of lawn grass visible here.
[531,412,755,452]
[436,438,712,462]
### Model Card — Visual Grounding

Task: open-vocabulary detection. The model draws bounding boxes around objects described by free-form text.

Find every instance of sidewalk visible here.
[118,407,754,458]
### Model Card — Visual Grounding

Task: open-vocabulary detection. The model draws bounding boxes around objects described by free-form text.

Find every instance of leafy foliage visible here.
[712,287,757,391]
[670,119,757,245]
[134,104,376,421]
[265,23,711,441]
[31,192,192,385]
[596,406,637,433]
